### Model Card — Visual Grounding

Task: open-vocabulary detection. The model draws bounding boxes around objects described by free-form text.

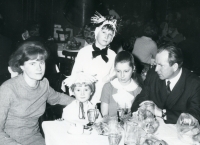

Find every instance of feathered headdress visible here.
[62,72,95,88]
[91,12,117,38]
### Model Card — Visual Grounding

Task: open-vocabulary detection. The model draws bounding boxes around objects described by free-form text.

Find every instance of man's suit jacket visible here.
[131,68,200,124]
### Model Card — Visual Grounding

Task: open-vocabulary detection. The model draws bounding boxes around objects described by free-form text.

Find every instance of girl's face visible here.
[74,84,92,103]
[115,61,133,86]
[96,28,114,48]
[20,58,45,85]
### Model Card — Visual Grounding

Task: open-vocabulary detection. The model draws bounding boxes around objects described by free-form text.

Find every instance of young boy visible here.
[62,73,102,125]
[70,12,118,105]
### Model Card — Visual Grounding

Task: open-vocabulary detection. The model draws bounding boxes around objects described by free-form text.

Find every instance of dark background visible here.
[0,0,200,45]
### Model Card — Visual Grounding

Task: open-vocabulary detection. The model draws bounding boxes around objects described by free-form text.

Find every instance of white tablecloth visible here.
[42,121,124,145]
[155,117,189,145]
[42,118,190,145]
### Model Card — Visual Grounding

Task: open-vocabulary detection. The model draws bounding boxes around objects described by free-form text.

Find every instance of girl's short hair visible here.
[9,41,48,74]
[70,82,95,92]
[114,50,135,69]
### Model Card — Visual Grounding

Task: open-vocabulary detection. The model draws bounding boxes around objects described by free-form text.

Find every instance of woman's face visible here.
[73,84,92,103]
[20,58,45,83]
[115,61,133,86]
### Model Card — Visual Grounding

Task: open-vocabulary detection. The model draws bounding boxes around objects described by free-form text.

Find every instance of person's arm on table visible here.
[0,85,22,145]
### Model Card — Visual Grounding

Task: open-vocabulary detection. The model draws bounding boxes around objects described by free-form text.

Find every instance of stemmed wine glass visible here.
[87,109,98,126]
[117,103,130,122]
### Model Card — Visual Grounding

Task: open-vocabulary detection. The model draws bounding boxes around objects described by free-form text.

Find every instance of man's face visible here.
[155,50,177,80]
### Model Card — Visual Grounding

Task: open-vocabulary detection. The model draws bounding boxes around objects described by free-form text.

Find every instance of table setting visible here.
[42,101,200,145]
[42,108,124,145]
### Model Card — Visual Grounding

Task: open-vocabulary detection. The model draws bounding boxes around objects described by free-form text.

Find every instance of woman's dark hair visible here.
[114,50,143,87]
[158,44,183,68]
[9,41,48,74]
[115,50,135,68]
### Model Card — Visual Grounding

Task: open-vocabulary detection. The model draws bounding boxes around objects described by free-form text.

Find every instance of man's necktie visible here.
[92,43,108,62]
[79,102,85,119]
[166,81,171,95]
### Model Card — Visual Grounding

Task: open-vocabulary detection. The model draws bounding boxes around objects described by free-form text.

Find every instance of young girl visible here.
[62,73,102,125]
[69,12,118,105]
[100,51,142,117]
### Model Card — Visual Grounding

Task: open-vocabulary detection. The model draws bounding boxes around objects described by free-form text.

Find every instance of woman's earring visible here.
[133,66,136,72]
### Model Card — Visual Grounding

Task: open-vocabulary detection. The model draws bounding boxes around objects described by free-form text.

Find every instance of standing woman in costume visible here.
[67,12,118,105]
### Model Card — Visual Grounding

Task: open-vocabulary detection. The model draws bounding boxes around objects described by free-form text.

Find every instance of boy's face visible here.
[74,84,92,103]
[96,28,114,48]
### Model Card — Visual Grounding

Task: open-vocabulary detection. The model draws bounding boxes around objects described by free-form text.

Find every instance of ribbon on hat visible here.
[92,43,108,62]
[61,72,96,93]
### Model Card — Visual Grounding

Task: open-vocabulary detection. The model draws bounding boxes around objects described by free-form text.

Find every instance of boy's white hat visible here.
[62,72,95,87]
[91,12,117,39]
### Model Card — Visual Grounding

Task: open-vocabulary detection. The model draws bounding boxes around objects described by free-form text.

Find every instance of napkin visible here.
[111,78,138,108]
[112,90,134,108]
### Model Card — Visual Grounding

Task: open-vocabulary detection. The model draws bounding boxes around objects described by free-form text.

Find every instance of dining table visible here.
[42,117,192,145]
[57,43,80,58]
[42,120,124,145]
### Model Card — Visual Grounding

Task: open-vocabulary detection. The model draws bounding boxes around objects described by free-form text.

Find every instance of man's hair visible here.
[158,44,183,68]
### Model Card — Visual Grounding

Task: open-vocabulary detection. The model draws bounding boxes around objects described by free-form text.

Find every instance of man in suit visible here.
[131,44,200,124]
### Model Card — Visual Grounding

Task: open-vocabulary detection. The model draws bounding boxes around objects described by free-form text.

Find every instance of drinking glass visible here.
[124,103,130,115]
[144,102,155,115]
[108,133,122,145]
[124,121,140,145]
[87,109,97,126]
